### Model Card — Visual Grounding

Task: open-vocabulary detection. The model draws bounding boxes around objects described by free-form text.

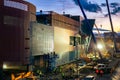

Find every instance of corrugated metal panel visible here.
[31,22,54,56]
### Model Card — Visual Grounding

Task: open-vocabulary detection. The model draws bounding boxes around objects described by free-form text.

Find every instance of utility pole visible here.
[105,0,117,55]
[77,0,103,59]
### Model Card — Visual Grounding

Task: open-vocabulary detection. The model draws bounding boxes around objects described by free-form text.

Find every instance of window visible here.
[25,47,30,49]
[25,38,30,40]
[4,16,22,26]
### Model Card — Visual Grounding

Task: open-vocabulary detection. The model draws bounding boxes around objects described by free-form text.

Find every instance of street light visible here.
[97,43,103,50]
[3,64,7,69]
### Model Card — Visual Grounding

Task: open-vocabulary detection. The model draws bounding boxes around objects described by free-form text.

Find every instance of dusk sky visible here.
[25,0,120,32]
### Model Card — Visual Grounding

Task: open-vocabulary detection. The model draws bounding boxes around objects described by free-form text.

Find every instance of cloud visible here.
[101,3,107,7]
[110,3,120,15]
[110,3,120,8]
[73,0,102,13]
[101,2,120,16]
[111,7,120,15]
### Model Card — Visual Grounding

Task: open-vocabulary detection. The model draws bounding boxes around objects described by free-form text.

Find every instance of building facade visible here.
[0,0,36,68]
[33,11,81,67]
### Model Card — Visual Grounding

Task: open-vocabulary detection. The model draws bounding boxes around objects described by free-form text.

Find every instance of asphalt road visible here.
[94,59,120,80]
[83,59,119,80]
[95,74,112,80]
[112,64,120,80]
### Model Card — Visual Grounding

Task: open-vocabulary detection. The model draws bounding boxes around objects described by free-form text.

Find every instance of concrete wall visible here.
[54,26,76,65]
[51,12,80,66]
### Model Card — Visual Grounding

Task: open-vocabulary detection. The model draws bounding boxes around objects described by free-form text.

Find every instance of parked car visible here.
[94,63,106,70]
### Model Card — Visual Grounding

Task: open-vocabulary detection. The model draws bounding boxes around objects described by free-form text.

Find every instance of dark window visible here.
[25,38,30,40]
[4,16,22,26]
[25,47,30,49]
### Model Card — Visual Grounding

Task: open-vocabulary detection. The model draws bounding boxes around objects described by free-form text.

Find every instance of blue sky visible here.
[25,0,120,32]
